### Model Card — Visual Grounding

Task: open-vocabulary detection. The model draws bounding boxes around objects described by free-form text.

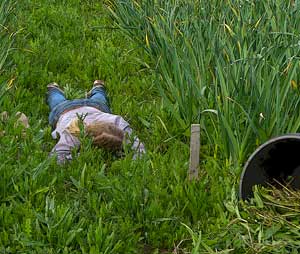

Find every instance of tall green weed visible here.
[0,0,14,102]
[109,1,300,252]
[110,0,300,165]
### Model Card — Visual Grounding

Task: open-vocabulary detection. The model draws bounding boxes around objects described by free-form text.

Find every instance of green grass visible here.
[109,0,300,252]
[0,0,225,253]
[2,0,300,253]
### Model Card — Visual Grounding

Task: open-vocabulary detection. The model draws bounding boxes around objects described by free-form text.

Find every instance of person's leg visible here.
[88,80,110,110]
[47,83,67,111]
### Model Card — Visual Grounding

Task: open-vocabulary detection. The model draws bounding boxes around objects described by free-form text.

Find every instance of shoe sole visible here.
[47,82,64,94]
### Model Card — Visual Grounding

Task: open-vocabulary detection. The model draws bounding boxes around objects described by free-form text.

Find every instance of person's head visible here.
[67,119,124,151]
[85,122,124,151]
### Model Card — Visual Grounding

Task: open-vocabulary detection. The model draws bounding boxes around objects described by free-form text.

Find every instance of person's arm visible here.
[123,125,145,155]
[50,130,80,164]
[118,117,146,159]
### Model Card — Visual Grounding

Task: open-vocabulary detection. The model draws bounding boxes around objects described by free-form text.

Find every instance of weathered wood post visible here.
[189,124,200,180]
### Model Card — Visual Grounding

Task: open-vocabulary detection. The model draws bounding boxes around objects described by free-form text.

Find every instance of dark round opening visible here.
[240,135,300,200]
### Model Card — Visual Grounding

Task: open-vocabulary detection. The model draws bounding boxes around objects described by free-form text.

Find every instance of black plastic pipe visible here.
[240,134,300,200]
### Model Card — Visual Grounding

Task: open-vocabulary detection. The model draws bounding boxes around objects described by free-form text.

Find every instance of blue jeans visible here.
[47,86,111,129]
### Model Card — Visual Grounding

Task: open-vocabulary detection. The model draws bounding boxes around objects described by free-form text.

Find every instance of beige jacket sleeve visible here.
[50,130,80,164]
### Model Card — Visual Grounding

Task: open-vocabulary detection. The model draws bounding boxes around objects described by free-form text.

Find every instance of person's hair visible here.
[85,122,124,151]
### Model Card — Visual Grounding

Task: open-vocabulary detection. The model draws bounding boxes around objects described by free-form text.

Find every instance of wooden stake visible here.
[189,124,200,180]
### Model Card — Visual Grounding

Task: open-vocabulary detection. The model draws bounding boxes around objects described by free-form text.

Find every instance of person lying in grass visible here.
[47,80,145,164]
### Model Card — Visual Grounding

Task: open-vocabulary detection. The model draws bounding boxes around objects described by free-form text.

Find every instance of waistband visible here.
[49,99,111,129]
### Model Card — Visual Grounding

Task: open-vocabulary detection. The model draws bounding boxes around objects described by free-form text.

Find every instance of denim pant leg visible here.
[89,87,111,113]
[47,88,67,111]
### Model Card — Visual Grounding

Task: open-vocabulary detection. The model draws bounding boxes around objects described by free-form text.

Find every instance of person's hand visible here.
[50,150,73,165]
[132,143,146,160]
